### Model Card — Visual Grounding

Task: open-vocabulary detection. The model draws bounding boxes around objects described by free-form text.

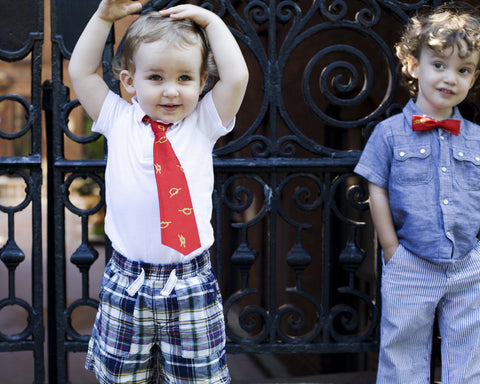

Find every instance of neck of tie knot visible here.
[143,115,171,139]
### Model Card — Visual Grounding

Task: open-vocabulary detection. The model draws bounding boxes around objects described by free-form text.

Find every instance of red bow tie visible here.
[412,115,460,136]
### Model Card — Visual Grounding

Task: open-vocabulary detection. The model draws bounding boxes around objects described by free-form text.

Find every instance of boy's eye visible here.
[150,75,162,81]
[433,62,445,70]
[459,68,472,75]
[179,75,192,82]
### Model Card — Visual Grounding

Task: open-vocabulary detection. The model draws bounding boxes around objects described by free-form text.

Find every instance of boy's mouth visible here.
[438,87,455,95]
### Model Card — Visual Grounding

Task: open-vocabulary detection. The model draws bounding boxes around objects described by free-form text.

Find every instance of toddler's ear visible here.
[407,56,419,79]
[120,70,136,95]
[200,72,209,93]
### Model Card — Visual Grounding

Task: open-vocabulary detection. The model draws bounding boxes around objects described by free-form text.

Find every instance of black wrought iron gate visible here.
[1,0,472,383]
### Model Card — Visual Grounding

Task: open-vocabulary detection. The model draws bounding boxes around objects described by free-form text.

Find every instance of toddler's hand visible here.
[97,0,143,23]
[159,4,219,29]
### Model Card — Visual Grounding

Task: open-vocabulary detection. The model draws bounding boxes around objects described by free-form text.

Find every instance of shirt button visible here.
[476,156,480,162]
[441,167,447,172]
[440,135,445,140]
[443,199,449,205]
[446,231,452,237]
[399,151,405,157]
[459,152,464,157]
[420,148,426,154]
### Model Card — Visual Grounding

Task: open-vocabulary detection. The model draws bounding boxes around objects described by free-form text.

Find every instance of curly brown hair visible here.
[395,2,480,96]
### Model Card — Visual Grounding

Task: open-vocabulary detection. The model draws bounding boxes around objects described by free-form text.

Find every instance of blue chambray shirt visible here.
[355,99,480,263]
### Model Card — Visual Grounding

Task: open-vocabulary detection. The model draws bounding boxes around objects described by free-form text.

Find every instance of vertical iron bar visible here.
[44,78,59,384]
[31,165,45,384]
[323,172,332,342]
[31,24,45,380]
[213,173,224,288]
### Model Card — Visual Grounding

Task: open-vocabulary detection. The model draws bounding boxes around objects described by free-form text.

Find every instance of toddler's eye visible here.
[150,75,162,81]
[179,75,192,82]
[459,68,472,75]
[433,62,444,70]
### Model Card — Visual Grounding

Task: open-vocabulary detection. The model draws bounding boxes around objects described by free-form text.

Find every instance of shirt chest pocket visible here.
[453,146,480,190]
[392,144,433,185]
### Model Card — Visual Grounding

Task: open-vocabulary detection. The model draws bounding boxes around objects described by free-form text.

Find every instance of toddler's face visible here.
[121,39,208,124]
[408,41,480,120]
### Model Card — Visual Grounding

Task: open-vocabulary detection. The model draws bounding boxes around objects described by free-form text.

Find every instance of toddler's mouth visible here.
[161,104,180,112]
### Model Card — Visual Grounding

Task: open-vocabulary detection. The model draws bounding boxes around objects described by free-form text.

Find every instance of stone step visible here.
[228,354,376,384]
[232,371,376,384]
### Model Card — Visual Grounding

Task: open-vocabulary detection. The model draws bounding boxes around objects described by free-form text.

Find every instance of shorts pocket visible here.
[176,270,226,359]
[96,268,136,357]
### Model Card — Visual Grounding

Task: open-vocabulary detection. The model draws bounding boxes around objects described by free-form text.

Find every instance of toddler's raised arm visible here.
[69,0,142,121]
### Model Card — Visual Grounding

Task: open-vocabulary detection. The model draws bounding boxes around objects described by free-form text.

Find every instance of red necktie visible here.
[412,115,460,136]
[143,116,201,255]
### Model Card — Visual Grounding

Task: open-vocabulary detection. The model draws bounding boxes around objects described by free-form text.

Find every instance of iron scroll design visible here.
[217,169,376,352]
[210,0,396,351]
[46,0,461,382]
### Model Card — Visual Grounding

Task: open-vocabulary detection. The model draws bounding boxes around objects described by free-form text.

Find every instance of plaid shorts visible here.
[85,250,230,384]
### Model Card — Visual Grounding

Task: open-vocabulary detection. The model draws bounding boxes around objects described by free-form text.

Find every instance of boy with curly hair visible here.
[355,3,480,383]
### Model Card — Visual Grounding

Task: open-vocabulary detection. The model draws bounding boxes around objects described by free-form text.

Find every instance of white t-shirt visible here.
[92,90,234,264]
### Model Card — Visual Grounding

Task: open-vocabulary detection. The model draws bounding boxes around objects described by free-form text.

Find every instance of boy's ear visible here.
[407,56,419,79]
[470,70,480,88]
[120,69,136,95]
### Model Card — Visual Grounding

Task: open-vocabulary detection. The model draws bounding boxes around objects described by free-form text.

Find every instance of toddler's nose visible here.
[163,85,178,97]
[163,83,179,97]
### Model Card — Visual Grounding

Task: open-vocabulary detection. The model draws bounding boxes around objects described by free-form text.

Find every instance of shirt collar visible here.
[132,96,145,124]
[132,96,180,129]
[403,99,464,129]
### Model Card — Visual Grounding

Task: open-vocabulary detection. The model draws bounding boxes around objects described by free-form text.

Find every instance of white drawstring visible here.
[126,268,145,296]
[126,267,178,297]
[160,269,177,297]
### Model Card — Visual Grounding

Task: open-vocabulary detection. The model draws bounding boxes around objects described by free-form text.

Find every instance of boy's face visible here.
[120,39,208,124]
[408,41,480,120]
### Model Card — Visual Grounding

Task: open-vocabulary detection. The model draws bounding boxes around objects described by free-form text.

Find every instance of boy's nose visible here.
[163,84,179,97]
[443,70,457,84]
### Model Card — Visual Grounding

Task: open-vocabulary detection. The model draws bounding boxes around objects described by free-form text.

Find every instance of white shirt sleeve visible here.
[91,91,131,139]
